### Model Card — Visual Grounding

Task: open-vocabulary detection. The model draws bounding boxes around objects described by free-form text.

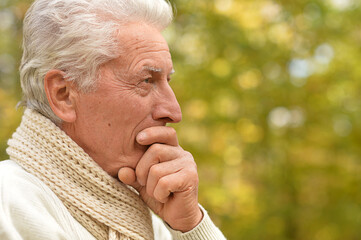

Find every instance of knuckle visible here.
[158,177,170,189]
[149,143,162,152]
[167,127,178,144]
[184,163,198,182]
[188,169,199,183]
[183,151,194,160]
[183,154,197,168]
[191,160,198,170]
[149,165,161,177]
[189,165,198,176]
[167,127,177,136]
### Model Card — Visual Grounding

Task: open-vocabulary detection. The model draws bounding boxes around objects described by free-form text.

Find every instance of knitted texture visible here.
[6,109,154,240]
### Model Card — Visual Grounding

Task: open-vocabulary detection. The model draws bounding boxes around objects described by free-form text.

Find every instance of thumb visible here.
[117,167,142,192]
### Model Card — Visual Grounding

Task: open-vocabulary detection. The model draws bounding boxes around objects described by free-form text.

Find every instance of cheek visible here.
[104,102,148,136]
[119,98,152,119]
[82,90,153,140]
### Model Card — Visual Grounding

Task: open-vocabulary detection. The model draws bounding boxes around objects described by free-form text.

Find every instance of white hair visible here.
[20,0,173,124]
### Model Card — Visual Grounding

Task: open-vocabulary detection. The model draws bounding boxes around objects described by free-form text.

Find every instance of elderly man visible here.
[0,0,226,239]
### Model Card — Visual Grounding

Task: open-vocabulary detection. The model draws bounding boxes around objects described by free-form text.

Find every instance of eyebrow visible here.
[143,66,175,75]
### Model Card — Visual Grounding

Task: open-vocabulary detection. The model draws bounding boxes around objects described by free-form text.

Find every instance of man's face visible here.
[65,22,182,177]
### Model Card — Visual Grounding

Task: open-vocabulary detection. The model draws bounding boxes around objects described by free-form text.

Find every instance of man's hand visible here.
[117,126,202,232]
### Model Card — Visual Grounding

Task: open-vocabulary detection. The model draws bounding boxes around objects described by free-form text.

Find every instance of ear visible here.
[44,70,77,123]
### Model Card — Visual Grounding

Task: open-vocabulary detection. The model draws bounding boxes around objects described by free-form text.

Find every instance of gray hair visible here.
[20,0,173,124]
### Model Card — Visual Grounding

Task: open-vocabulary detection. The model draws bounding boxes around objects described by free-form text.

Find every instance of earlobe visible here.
[44,70,77,123]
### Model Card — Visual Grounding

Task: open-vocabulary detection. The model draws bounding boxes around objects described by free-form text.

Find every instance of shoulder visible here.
[0,160,44,191]
[0,160,58,213]
[0,160,95,240]
[0,160,47,208]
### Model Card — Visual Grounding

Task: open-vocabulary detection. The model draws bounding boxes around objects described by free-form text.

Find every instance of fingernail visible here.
[137,132,146,142]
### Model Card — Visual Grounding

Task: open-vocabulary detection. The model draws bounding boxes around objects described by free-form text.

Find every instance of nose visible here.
[152,83,182,123]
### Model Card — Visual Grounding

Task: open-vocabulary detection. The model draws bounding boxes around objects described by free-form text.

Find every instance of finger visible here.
[145,159,184,198]
[153,172,190,203]
[149,158,198,203]
[137,126,178,146]
[135,143,182,186]
[117,167,139,188]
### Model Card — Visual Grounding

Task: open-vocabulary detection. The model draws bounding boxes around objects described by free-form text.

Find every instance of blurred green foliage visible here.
[1,0,361,239]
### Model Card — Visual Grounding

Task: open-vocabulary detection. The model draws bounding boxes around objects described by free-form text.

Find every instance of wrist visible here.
[169,206,203,233]
[166,205,226,240]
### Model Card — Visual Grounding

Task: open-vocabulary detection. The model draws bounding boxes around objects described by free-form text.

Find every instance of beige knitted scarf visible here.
[6,109,154,240]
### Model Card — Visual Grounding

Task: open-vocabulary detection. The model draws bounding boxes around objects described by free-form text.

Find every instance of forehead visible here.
[118,22,168,46]
[115,22,172,69]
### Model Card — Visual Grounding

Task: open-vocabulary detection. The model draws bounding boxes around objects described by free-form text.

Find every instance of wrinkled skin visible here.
[61,22,202,232]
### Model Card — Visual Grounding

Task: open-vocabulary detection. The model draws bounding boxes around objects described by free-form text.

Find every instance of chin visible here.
[107,153,144,178]
[104,165,121,178]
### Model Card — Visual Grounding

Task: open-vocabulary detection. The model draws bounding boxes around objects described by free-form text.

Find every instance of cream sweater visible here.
[0,160,226,240]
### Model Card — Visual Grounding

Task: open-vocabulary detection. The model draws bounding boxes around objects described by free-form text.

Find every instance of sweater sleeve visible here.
[163,205,226,240]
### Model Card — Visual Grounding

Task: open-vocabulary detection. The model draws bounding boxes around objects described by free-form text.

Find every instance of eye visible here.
[137,78,152,87]
[136,78,153,91]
